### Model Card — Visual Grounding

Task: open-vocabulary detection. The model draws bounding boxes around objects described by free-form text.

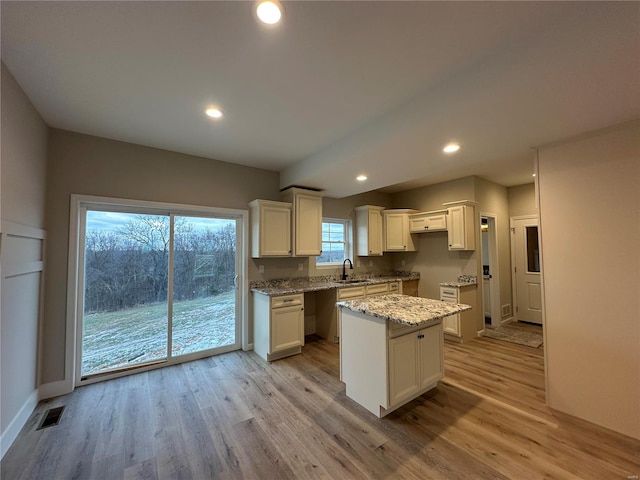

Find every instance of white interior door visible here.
[511,216,542,324]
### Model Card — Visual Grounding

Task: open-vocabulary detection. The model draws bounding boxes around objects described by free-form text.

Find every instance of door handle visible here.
[234,274,239,289]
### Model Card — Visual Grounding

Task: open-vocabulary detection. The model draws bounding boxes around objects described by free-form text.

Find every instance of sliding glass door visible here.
[79,204,242,380]
[171,215,238,357]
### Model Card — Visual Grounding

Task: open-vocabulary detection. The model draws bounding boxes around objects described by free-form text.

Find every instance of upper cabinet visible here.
[354,205,384,256]
[443,201,476,251]
[249,200,292,258]
[383,209,419,252]
[281,187,323,257]
[408,210,448,233]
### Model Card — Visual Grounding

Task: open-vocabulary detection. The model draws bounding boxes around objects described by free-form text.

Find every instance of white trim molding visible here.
[0,390,38,459]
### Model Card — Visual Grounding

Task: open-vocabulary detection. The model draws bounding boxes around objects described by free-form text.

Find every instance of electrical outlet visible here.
[298,263,304,271]
[259,265,264,273]
[369,260,373,266]
[401,260,405,266]
[356,260,361,268]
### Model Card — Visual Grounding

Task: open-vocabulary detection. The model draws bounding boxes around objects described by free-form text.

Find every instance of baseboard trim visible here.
[1,389,38,460]
[500,316,514,326]
[38,379,73,400]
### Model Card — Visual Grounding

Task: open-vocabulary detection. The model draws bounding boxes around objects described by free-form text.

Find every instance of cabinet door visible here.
[419,325,444,389]
[409,216,427,233]
[367,208,383,255]
[295,194,322,256]
[388,332,421,407]
[447,206,466,250]
[271,305,304,353]
[384,214,407,251]
[425,214,447,232]
[261,205,292,256]
[442,314,460,336]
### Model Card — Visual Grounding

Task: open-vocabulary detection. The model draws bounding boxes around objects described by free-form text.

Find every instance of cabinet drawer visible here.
[388,282,400,293]
[272,294,304,309]
[338,286,366,300]
[366,283,389,296]
[440,287,459,300]
[388,320,421,339]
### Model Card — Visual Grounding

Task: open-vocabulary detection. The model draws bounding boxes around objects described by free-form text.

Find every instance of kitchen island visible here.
[338,294,471,417]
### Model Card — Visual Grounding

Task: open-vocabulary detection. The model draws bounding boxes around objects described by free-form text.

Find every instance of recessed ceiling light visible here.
[356,175,368,182]
[256,0,283,25]
[443,143,461,153]
[205,107,223,119]
[532,173,537,177]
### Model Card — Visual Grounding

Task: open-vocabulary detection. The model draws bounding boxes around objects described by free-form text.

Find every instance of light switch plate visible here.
[259,265,264,273]
[298,263,303,271]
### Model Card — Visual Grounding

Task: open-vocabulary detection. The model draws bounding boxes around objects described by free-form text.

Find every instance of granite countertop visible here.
[251,272,419,296]
[338,294,471,327]
[440,274,478,288]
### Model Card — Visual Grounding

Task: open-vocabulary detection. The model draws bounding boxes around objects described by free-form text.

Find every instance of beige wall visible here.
[0,63,48,446]
[42,129,281,384]
[388,177,477,301]
[538,120,639,439]
[508,183,536,217]
[386,176,513,331]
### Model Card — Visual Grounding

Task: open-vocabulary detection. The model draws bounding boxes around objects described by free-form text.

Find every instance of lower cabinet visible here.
[253,293,304,361]
[388,324,443,408]
[440,285,477,342]
[340,306,444,418]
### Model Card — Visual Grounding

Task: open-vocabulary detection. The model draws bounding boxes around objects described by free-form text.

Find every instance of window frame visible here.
[315,217,353,268]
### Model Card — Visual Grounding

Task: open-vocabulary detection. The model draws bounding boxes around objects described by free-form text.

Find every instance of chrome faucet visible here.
[342,258,353,280]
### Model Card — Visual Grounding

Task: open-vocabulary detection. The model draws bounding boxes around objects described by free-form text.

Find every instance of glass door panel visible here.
[172,215,238,357]
[82,211,169,376]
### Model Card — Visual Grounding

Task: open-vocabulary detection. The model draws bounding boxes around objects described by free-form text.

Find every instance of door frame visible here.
[479,213,502,328]
[66,194,249,390]
[509,214,541,324]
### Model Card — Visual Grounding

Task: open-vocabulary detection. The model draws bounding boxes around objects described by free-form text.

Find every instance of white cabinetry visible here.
[281,187,323,256]
[388,324,443,407]
[443,201,476,251]
[253,293,304,361]
[408,210,448,233]
[249,200,292,258]
[354,205,384,256]
[383,209,418,252]
[340,308,444,418]
[440,285,477,342]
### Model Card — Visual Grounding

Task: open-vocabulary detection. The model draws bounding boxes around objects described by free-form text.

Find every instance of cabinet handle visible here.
[417,334,424,339]
[301,308,304,311]
[283,299,294,303]
[288,250,292,254]
[424,226,428,229]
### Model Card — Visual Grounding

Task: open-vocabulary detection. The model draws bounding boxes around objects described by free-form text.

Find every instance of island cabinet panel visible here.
[388,332,421,406]
[388,324,444,408]
[340,306,445,418]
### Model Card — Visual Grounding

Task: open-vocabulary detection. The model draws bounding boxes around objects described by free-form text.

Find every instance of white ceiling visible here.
[2,1,639,197]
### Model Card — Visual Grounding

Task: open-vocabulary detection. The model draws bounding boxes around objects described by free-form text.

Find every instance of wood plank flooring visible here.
[3,334,639,479]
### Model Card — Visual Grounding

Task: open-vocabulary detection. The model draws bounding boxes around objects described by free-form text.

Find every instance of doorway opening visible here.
[480,214,502,328]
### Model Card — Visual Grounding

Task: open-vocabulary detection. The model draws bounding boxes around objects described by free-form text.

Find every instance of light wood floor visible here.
[3,334,639,479]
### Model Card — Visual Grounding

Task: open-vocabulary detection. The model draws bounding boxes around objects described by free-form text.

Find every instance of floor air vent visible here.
[37,406,65,430]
